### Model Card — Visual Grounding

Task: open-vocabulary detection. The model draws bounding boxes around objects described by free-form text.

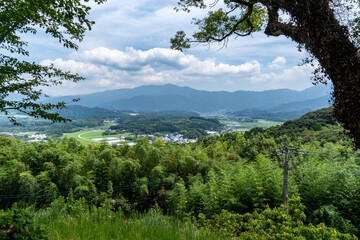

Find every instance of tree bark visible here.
[263,0,360,147]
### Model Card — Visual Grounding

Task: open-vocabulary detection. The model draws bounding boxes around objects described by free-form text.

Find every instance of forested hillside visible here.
[0,108,359,239]
[109,116,222,138]
[0,109,202,139]
[245,107,350,144]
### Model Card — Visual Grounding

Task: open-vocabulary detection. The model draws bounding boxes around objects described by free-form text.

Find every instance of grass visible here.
[102,123,117,128]
[36,208,225,240]
[79,130,105,139]
[61,130,131,145]
[61,131,94,145]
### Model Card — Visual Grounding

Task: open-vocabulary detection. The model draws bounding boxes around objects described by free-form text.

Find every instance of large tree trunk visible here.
[266,0,360,147]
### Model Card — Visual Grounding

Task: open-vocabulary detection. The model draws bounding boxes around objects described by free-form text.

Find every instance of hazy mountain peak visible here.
[49,84,331,113]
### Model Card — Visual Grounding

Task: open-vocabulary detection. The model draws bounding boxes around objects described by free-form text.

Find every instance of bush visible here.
[0,205,48,240]
[198,197,357,239]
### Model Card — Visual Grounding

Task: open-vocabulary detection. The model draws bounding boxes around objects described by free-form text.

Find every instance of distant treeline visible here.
[109,116,222,139]
[0,107,203,138]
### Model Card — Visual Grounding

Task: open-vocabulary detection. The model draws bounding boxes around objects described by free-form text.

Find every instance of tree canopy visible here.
[171,0,360,148]
[0,0,106,124]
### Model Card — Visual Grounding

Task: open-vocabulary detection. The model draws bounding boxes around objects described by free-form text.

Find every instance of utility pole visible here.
[278,138,307,215]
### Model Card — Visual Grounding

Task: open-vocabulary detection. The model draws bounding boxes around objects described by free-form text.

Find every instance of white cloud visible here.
[268,56,286,69]
[26,0,313,96]
[75,47,197,69]
[41,46,314,96]
[226,80,234,85]
[249,64,314,90]
[41,59,108,76]
[185,59,261,75]
[24,0,312,96]
[73,47,261,75]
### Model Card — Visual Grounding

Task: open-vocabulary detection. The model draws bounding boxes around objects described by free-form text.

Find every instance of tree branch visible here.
[230,0,257,7]
[264,7,307,44]
[0,15,27,44]
[206,5,254,42]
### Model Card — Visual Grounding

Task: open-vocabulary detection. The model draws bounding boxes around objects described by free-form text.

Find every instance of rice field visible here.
[220,119,281,131]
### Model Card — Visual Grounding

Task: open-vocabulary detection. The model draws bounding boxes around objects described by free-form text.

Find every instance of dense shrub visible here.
[0,205,48,240]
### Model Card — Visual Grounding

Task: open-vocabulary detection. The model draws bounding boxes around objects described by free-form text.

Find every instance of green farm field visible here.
[220,119,282,130]
[61,130,131,145]
[102,123,117,128]
[61,130,95,145]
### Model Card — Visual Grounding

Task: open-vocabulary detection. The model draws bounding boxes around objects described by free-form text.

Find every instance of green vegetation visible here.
[1,203,225,240]
[0,117,105,138]
[61,130,131,145]
[199,197,356,239]
[78,131,107,139]
[0,205,48,239]
[110,116,222,138]
[220,119,281,131]
[0,0,105,124]
[273,107,337,133]
[35,205,225,240]
[0,108,359,239]
[231,108,315,122]
[0,109,205,139]
[248,107,351,144]
[60,131,96,145]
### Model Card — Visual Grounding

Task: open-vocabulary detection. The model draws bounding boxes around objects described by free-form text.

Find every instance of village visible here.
[22,129,236,146]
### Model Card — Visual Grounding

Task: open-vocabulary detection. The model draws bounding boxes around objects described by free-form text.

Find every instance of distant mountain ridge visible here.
[49,84,332,113]
[232,95,332,121]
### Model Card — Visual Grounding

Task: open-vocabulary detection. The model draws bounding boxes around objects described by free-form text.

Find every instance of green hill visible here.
[276,107,337,133]
[110,115,222,139]
[246,107,351,144]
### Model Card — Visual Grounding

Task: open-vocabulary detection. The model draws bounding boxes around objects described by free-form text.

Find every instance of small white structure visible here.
[162,137,171,142]
[91,138,107,142]
[107,140,122,145]
[206,131,218,136]
[91,137,125,145]
[105,137,120,141]
[103,120,116,123]
[29,134,47,139]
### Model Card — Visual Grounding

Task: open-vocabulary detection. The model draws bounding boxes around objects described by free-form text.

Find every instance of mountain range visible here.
[49,84,332,113]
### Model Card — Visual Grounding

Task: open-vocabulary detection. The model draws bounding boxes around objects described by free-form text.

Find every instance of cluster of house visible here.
[103,120,117,124]
[160,134,197,144]
[89,134,197,146]
[28,134,47,143]
[91,130,231,146]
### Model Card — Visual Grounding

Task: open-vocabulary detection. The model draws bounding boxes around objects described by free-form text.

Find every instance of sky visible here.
[22,0,317,96]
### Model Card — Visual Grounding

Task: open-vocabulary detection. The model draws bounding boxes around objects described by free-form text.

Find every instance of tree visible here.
[171,0,360,148]
[0,0,106,124]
